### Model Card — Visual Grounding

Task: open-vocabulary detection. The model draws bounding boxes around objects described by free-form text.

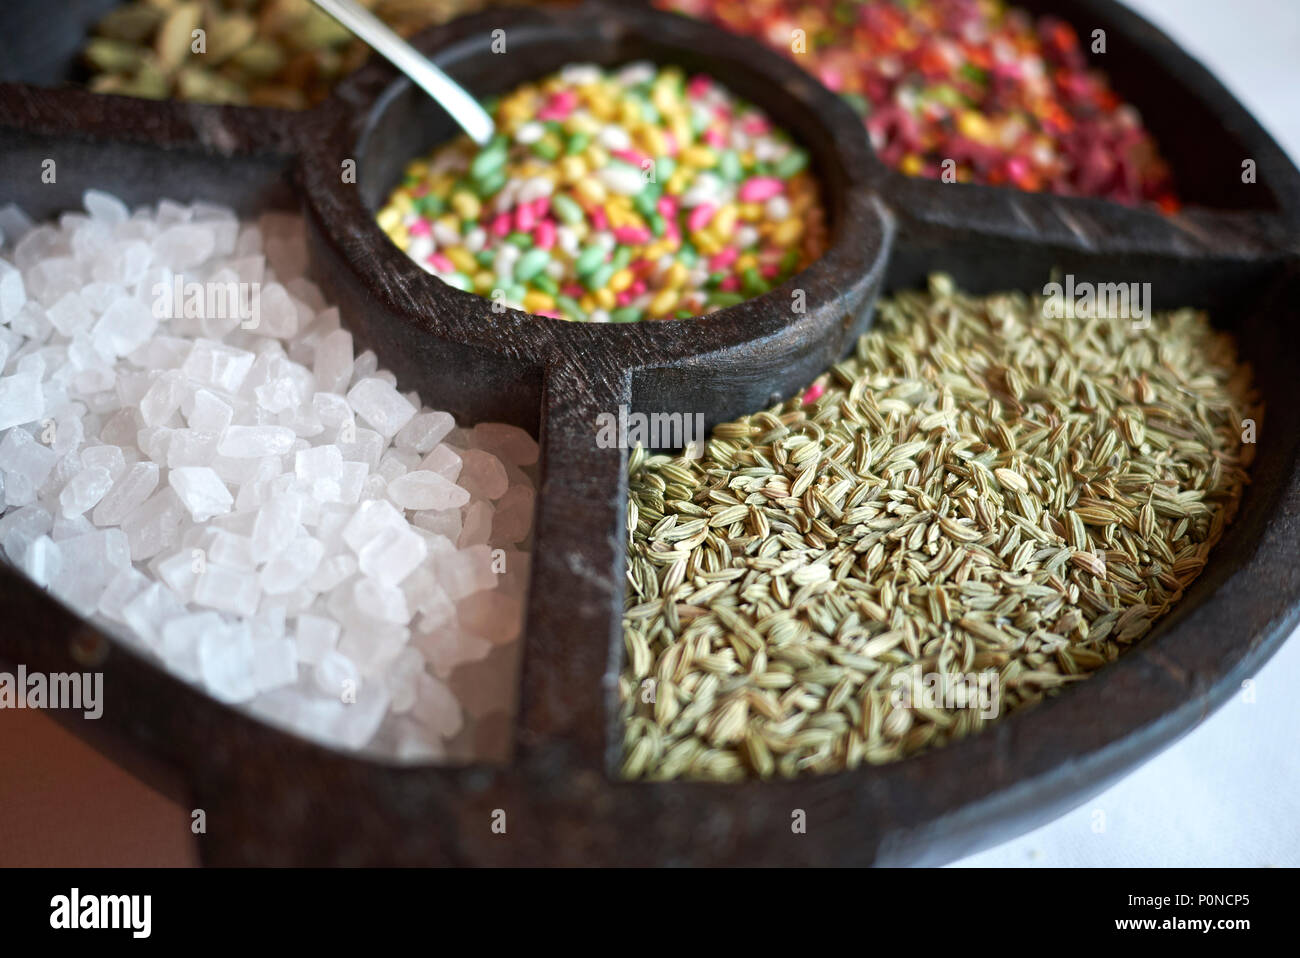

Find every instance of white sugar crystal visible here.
[419,443,462,482]
[313,329,353,394]
[346,377,416,438]
[338,624,410,678]
[0,259,27,322]
[251,637,298,693]
[187,388,233,433]
[97,567,149,624]
[341,498,405,552]
[395,411,455,453]
[357,523,427,586]
[0,372,44,429]
[411,673,463,738]
[1,202,536,762]
[138,370,186,426]
[313,650,359,698]
[193,563,261,616]
[46,292,93,336]
[166,429,219,468]
[83,189,129,226]
[59,465,114,518]
[387,470,469,511]
[93,461,159,526]
[154,223,215,270]
[92,296,156,357]
[217,424,295,457]
[252,493,302,558]
[260,536,323,593]
[435,543,498,600]
[296,613,341,665]
[80,444,126,480]
[20,534,61,587]
[156,548,200,601]
[295,443,342,482]
[0,426,59,491]
[169,466,233,521]
[412,507,462,541]
[458,448,510,500]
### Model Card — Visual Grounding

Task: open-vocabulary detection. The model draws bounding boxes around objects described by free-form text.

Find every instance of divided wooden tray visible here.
[1,0,1298,865]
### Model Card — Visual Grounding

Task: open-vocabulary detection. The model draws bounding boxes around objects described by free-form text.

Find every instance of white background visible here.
[953,0,1300,867]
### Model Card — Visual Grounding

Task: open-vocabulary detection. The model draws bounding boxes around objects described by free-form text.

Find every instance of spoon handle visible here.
[310,0,495,146]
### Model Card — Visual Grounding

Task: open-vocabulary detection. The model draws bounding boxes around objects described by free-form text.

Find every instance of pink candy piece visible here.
[628,280,646,297]
[656,195,678,219]
[613,226,651,245]
[687,203,717,233]
[738,177,784,203]
[687,75,712,98]
[719,275,740,292]
[533,220,556,251]
[490,213,512,237]
[531,197,551,219]
[428,253,454,273]
[562,283,585,298]
[702,127,725,148]
[589,207,609,231]
[616,291,633,307]
[515,204,536,233]
[612,148,647,168]
[408,219,431,237]
[760,263,780,279]
[802,382,825,405]
[709,247,739,271]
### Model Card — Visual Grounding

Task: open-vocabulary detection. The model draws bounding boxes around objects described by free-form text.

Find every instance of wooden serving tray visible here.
[1,0,1298,865]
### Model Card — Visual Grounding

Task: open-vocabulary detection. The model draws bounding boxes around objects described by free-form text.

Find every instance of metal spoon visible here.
[309,0,495,146]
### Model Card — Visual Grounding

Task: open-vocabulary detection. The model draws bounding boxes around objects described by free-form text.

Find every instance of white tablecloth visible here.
[953,0,1300,868]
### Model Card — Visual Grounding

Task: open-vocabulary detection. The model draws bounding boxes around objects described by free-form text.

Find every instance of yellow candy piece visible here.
[594,287,616,311]
[522,291,555,314]
[664,262,689,289]
[450,191,480,221]
[609,268,634,293]
[445,247,477,275]
[376,206,402,232]
[648,288,678,318]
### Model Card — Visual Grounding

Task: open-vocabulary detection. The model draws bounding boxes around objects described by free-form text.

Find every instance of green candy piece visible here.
[575,245,607,276]
[609,246,633,272]
[556,295,585,320]
[507,283,528,302]
[648,212,666,237]
[415,194,445,217]
[742,267,769,297]
[774,150,809,178]
[586,263,616,292]
[566,132,591,155]
[677,243,698,267]
[719,150,743,182]
[513,248,550,283]
[507,231,533,249]
[610,307,642,323]
[708,291,745,308]
[551,193,584,225]
[470,144,506,182]
[442,272,474,292]
[474,169,507,198]
[532,274,559,296]
[531,139,560,161]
